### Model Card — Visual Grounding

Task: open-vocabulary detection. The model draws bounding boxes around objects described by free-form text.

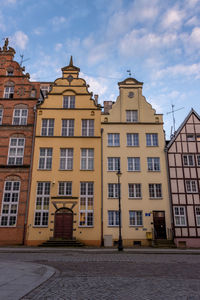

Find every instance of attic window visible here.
[7,68,14,76]
[128,92,134,98]
[186,134,195,141]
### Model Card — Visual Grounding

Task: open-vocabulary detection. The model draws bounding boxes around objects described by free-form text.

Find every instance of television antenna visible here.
[19,54,30,67]
[166,104,184,134]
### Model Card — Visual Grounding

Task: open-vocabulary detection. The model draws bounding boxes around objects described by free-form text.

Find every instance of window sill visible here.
[107,225,120,227]
[147,170,161,172]
[149,197,163,200]
[78,226,94,228]
[59,169,73,171]
[107,145,120,147]
[127,145,139,147]
[129,225,143,228]
[108,197,119,199]
[32,226,48,228]
[80,169,94,171]
[38,169,52,171]
[128,197,142,200]
[127,170,141,172]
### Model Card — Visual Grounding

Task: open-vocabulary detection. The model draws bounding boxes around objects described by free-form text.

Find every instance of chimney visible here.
[104,101,113,114]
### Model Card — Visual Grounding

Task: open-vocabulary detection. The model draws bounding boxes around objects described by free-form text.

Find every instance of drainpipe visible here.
[101,128,104,246]
[164,144,174,241]
[22,104,37,245]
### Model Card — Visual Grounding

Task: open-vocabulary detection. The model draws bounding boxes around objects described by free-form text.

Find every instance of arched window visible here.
[0,176,21,227]
[4,81,14,99]
[6,67,14,76]
[13,104,28,125]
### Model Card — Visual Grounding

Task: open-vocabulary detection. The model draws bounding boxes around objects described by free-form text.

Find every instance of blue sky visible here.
[1,0,200,138]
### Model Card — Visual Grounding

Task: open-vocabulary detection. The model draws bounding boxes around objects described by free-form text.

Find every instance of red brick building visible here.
[0,39,40,245]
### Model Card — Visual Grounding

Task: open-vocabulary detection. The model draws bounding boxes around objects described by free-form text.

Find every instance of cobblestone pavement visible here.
[0,251,200,299]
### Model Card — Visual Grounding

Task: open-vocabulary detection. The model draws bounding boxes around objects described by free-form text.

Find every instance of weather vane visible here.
[127,69,131,77]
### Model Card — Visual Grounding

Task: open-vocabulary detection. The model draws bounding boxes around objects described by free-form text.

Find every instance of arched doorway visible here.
[54,208,73,239]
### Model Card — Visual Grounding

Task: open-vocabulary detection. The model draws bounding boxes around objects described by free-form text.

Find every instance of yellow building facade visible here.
[101,77,172,247]
[26,58,102,246]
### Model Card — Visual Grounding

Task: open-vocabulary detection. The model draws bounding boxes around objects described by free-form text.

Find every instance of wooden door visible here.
[54,212,73,239]
[153,211,167,239]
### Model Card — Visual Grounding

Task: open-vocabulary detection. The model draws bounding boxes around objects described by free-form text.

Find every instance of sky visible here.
[0,0,200,139]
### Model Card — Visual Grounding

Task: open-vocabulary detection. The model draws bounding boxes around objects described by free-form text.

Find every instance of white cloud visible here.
[0,11,6,31]
[33,27,44,36]
[51,16,67,26]
[80,72,108,99]
[186,16,200,26]
[11,31,28,50]
[55,43,62,51]
[161,8,185,30]
[155,63,200,79]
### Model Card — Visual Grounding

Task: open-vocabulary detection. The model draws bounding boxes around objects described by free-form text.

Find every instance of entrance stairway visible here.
[39,238,84,247]
[152,239,176,248]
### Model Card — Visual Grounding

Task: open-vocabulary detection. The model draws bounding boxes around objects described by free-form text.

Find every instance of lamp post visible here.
[117,168,123,251]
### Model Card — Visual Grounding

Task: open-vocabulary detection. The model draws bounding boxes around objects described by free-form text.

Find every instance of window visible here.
[108,211,119,226]
[197,155,200,166]
[0,108,3,125]
[60,148,73,170]
[128,184,141,198]
[185,180,198,193]
[41,85,51,97]
[7,68,14,76]
[4,86,14,98]
[39,148,52,170]
[127,133,139,146]
[41,119,54,136]
[62,119,74,136]
[81,149,94,170]
[107,157,120,171]
[13,108,28,125]
[186,134,195,141]
[108,133,120,146]
[34,182,50,227]
[129,211,143,226]
[174,206,186,226]
[108,183,119,198]
[147,157,160,171]
[79,182,94,227]
[82,119,94,136]
[149,184,162,198]
[183,155,194,166]
[146,133,158,146]
[127,157,140,171]
[58,182,72,196]
[0,181,20,226]
[8,138,25,165]
[126,110,138,122]
[195,207,200,226]
[63,95,75,108]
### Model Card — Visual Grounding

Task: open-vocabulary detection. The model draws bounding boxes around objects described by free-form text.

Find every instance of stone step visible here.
[39,239,84,247]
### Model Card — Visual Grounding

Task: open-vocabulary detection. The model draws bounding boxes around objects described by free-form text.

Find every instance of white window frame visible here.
[0,181,20,227]
[63,95,75,108]
[0,108,3,125]
[195,206,200,226]
[108,183,119,198]
[149,184,162,198]
[79,182,94,227]
[4,86,14,99]
[41,119,54,136]
[62,119,74,136]
[147,157,160,171]
[7,137,25,165]
[146,133,158,146]
[107,157,120,171]
[41,85,51,97]
[185,180,198,193]
[60,148,73,170]
[39,148,52,170]
[81,148,94,170]
[127,133,139,146]
[82,119,94,136]
[129,211,143,226]
[13,108,28,125]
[126,110,138,122]
[34,182,50,227]
[107,133,120,146]
[58,182,72,196]
[174,206,186,226]
[183,155,194,166]
[108,210,119,226]
[128,183,142,198]
[127,157,140,171]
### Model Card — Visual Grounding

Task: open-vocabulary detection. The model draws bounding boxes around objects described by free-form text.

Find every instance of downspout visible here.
[164,144,174,241]
[22,104,37,245]
[101,128,104,246]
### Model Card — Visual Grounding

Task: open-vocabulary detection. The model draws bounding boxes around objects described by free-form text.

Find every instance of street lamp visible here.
[116,168,123,251]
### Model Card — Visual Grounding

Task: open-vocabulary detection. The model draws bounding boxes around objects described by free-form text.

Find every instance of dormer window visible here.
[4,85,14,99]
[7,67,14,76]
